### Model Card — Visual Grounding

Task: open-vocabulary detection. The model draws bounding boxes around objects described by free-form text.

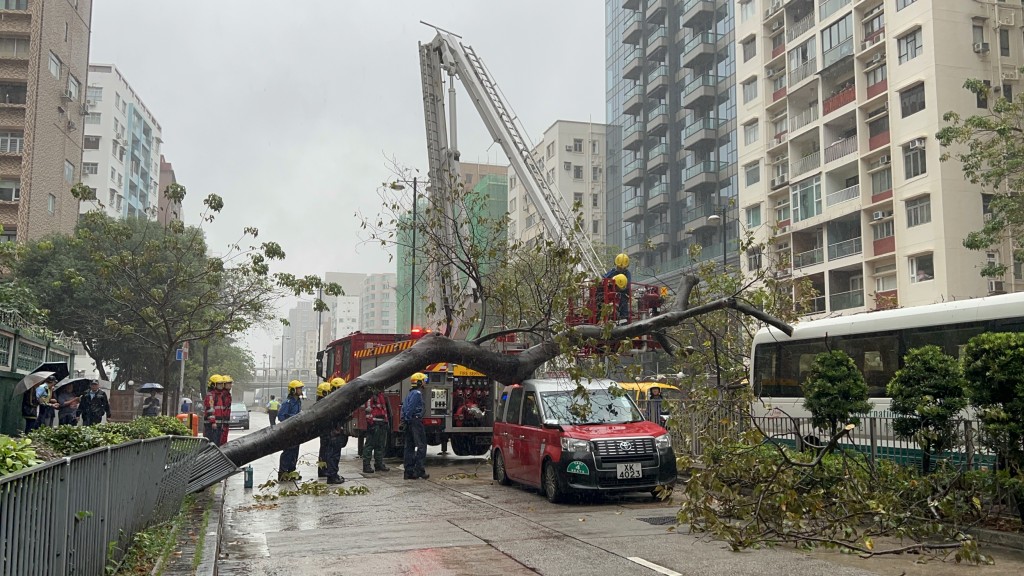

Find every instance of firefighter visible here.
[277,380,304,481]
[401,372,429,480]
[603,253,632,320]
[362,379,390,474]
[316,381,333,478]
[218,374,234,445]
[203,375,223,444]
[324,377,348,484]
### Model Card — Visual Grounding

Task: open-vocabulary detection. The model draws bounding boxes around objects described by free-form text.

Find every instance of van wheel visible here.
[543,462,564,503]
[494,451,511,486]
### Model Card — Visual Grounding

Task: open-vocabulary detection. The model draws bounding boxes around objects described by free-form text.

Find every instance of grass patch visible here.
[108,495,194,575]
[192,503,212,572]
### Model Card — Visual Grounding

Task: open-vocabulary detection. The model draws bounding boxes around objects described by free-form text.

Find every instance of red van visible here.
[491,378,677,502]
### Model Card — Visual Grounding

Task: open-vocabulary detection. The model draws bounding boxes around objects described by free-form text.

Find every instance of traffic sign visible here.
[176,348,188,361]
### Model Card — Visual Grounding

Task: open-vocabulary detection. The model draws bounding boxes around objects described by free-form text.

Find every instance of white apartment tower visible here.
[361,272,397,333]
[323,271,366,342]
[508,121,607,246]
[81,64,162,219]
[736,0,1021,316]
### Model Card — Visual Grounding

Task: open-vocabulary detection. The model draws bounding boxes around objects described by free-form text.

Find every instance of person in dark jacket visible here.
[56,386,80,426]
[77,380,111,426]
[401,372,429,480]
[142,391,161,417]
[21,383,42,433]
[277,380,304,481]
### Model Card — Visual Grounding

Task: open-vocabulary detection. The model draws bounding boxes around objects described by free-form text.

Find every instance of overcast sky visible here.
[90,1,606,358]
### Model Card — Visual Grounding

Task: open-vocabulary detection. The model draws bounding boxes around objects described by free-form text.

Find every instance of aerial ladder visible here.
[419,27,665,337]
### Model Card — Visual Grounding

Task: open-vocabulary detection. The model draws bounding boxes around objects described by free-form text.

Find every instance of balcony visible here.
[866,79,887,99]
[0,83,27,106]
[683,117,721,150]
[794,247,824,268]
[647,104,669,136]
[647,182,670,212]
[830,289,864,311]
[681,31,719,69]
[622,0,640,9]
[682,74,719,109]
[869,130,890,150]
[623,13,643,44]
[646,0,668,23]
[822,37,854,70]
[772,84,788,102]
[685,202,717,225]
[787,14,815,42]
[623,84,644,115]
[819,0,852,21]
[771,40,786,59]
[646,64,668,97]
[789,106,820,133]
[623,122,644,150]
[681,0,716,28]
[823,84,855,114]
[824,135,857,164]
[862,29,885,51]
[791,151,820,177]
[648,221,670,246]
[624,194,646,222]
[789,58,817,85]
[825,183,859,206]
[624,158,644,187]
[799,295,827,315]
[827,237,862,260]
[647,143,670,173]
[873,235,895,256]
[623,48,644,80]
[625,233,643,251]
[647,27,668,59]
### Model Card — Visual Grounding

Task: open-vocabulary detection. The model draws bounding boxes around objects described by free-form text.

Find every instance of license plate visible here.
[616,463,643,479]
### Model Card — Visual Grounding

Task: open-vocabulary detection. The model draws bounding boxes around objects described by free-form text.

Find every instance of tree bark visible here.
[220,275,794,467]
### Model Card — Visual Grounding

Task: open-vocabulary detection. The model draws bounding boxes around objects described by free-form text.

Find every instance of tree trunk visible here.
[220,283,793,467]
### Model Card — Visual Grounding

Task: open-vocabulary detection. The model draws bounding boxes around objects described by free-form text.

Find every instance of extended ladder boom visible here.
[420,31,605,278]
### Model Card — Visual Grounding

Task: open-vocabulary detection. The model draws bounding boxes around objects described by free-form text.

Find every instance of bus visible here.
[749,291,1024,418]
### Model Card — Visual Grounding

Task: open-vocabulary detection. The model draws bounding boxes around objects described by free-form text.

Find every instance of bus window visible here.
[903,323,985,361]
[340,341,351,377]
[775,339,827,397]
[751,344,778,397]
[834,334,899,397]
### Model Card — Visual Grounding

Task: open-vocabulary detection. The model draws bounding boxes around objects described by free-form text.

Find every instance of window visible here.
[546,142,554,159]
[898,28,922,63]
[573,165,583,179]
[0,178,19,201]
[574,192,583,205]
[47,193,56,214]
[871,167,892,194]
[82,162,98,175]
[546,168,554,184]
[522,392,541,427]
[63,160,74,184]
[742,77,758,103]
[821,14,853,53]
[896,0,918,10]
[573,138,583,152]
[84,135,100,149]
[872,219,894,240]
[64,22,69,43]
[746,205,762,228]
[741,37,756,62]
[865,63,887,86]
[115,93,121,111]
[973,24,985,46]
[791,175,822,221]
[743,121,759,145]
[864,11,885,39]
[86,86,102,103]
[1003,83,1014,102]
[903,141,927,179]
[747,248,762,271]
[977,80,991,108]
[909,253,934,283]
[48,52,61,78]
[85,112,100,124]
[506,387,524,424]
[592,193,599,208]
[900,83,925,117]
[875,274,897,292]
[1000,28,1010,57]
[108,189,115,206]
[744,161,760,186]
[592,220,600,234]
[591,140,599,154]
[0,36,29,58]
[906,196,931,227]
[67,75,79,101]
[563,161,571,171]
[740,0,756,22]
[0,131,23,153]
[1,1,28,9]
[868,115,889,138]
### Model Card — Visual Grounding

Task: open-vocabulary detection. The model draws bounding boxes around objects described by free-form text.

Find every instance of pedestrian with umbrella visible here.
[13,362,69,433]
[140,383,163,417]
[77,379,111,426]
[52,377,91,426]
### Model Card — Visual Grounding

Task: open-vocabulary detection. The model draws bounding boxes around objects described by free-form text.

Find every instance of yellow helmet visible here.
[614,253,629,269]
[209,374,223,385]
[331,377,346,389]
[410,372,427,385]
[221,374,233,384]
[317,382,332,396]
[288,380,304,391]
[613,273,628,290]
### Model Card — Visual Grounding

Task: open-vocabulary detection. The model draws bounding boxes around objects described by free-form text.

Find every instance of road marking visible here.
[627,557,682,576]
[460,491,487,502]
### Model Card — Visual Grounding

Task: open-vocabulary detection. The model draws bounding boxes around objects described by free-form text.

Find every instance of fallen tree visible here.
[221,274,793,467]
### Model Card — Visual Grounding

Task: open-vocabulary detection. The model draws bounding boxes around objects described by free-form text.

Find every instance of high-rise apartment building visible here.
[81,64,161,220]
[157,155,181,226]
[361,272,397,333]
[737,0,1020,316]
[323,271,365,342]
[606,0,738,285]
[0,0,92,242]
[508,120,606,245]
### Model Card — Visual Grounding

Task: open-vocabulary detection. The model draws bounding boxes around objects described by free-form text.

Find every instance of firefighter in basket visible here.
[602,253,631,320]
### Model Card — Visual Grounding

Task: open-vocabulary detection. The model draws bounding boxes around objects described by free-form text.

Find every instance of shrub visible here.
[28,417,192,458]
[0,435,40,476]
[802,350,873,436]
[961,332,1024,475]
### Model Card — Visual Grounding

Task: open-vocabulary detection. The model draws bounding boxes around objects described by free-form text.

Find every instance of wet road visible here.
[215,418,1023,576]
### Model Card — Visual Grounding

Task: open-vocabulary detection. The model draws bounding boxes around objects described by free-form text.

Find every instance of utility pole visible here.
[410,176,418,331]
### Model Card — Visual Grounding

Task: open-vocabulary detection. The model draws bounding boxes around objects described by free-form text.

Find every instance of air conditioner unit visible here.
[871,210,891,221]
[775,267,792,278]
[1002,69,1020,81]
[988,280,1005,294]
[777,226,788,235]
[908,138,926,150]
[66,120,76,130]
[870,52,884,64]
[879,154,891,164]
[565,145,573,152]
[79,103,89,116]
[771,20,783,32]
[771,0,782,10]
[999,13,1015,27]
[60,89,74,102]
[974,42,991,54]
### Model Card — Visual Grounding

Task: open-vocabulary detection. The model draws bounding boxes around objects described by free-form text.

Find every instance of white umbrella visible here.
[12,371,55,396]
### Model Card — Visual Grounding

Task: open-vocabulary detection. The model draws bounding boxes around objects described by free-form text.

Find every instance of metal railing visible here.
[787,14,815,41]
[819,0,851,20]
[830,288,865,310]
[789,58,817,85]
[826,183,859,206]
[824,135,857,163]
[827,236,863,260]
[789,106,820,132]
[791,150,820,176]
[794,246,824,268]
[0,436,233,576]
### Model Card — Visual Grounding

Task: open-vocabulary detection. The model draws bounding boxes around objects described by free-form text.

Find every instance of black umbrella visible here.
[138,382,164,392]
[12,371,55,396]
[52,376,93,397]
[31,361,70,383]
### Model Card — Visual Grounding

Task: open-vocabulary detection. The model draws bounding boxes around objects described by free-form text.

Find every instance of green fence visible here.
[0,311,75,436]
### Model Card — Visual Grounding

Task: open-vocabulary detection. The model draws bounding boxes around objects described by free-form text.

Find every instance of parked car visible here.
[229,402,250,429]
[491,378,676,503]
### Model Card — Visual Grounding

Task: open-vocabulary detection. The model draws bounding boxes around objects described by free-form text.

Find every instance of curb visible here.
[967,526,1024,551]
[195,482,225,576]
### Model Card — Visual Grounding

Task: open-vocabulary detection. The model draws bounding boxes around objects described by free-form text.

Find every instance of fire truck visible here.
[318,330,496,456]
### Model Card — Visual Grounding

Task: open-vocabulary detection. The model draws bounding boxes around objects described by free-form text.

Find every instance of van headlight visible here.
[560,437,591,452]
[654,433,671,450]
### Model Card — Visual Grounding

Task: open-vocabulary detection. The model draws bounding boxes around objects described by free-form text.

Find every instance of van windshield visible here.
[540,390,643,425]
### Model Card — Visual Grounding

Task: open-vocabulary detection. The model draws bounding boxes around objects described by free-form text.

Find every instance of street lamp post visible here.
[277,334,290,400]
[706,209,727,269]
[392,178,423,332]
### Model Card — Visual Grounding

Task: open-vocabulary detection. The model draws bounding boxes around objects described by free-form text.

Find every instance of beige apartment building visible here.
[736,0,1020,316]
[0,0,92,242]
[508,120,607,246]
